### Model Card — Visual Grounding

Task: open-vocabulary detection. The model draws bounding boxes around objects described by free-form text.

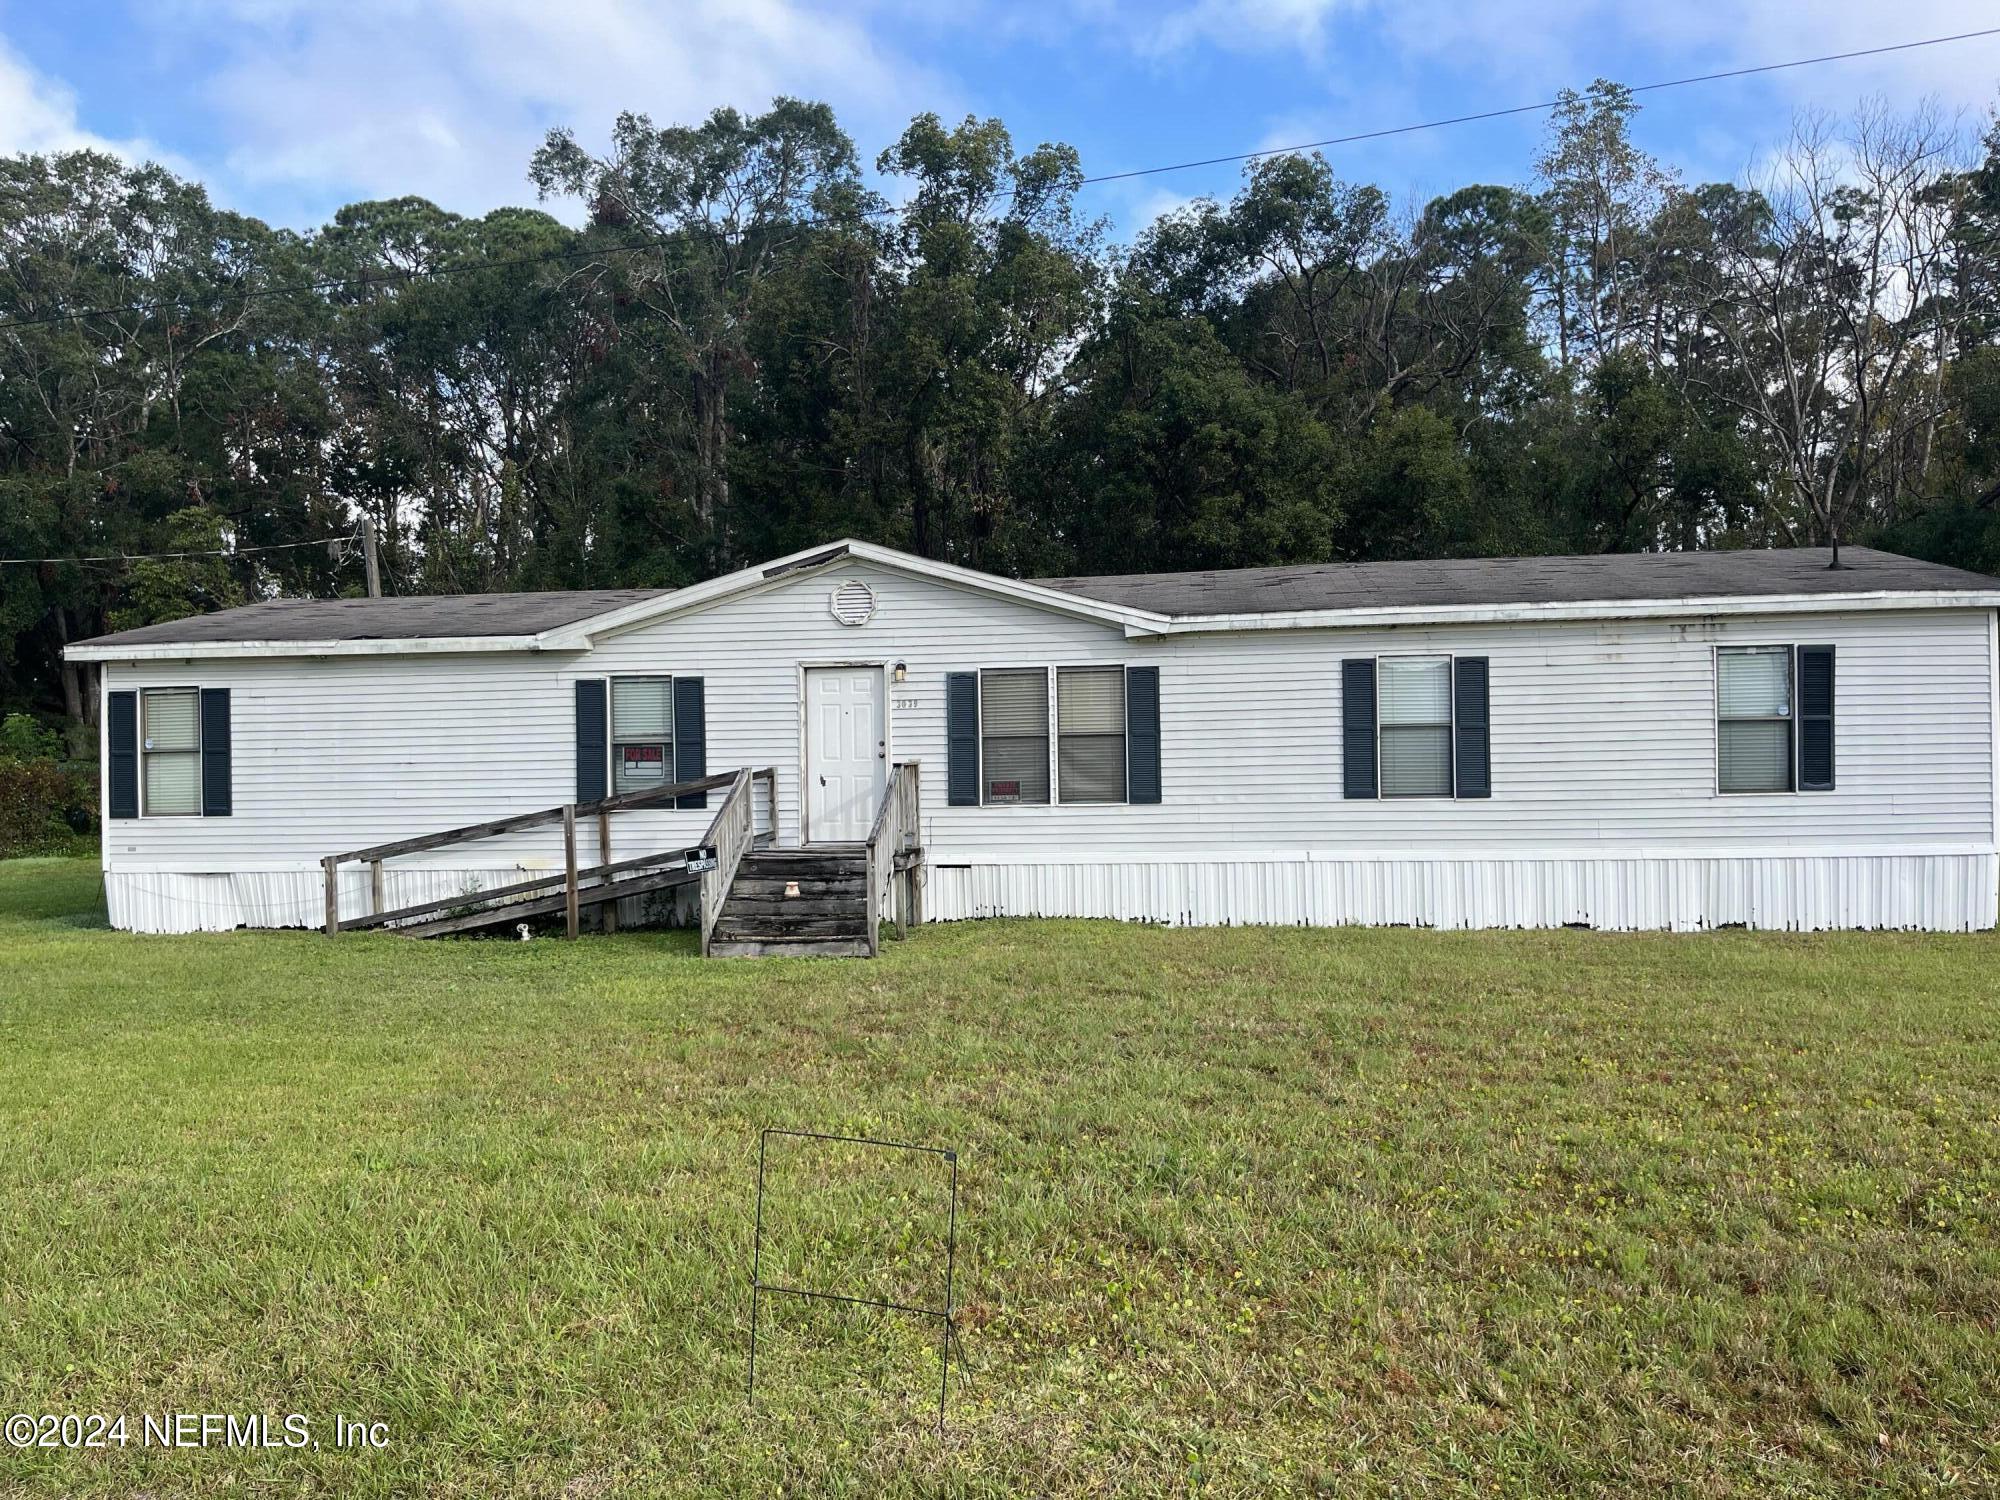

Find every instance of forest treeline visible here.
[6,83,2000,722]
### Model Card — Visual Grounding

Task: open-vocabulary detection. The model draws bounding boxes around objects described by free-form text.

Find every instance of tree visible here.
[871,113,1102,566]
[9,87,2000,733]
[1534,80,1681,369]
[1035,289,1340,571]
[530,101,866,554]
[0,151,333,721]
[1678,103,1975,556]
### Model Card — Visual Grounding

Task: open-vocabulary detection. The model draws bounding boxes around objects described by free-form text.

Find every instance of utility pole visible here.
[360,515,382,598]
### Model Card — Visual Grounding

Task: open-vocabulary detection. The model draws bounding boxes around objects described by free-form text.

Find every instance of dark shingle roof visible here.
[71,545,2000,652]
[1036,547,2000,617]
[75,588,667,648]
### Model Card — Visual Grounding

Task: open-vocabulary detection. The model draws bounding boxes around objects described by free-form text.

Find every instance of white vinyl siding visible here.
[94,559,1998,933]
[980,669,1050,805]
[1058,666,1126,804]
[611,676,673,793]
[1718,647,1794,794]
[141,687,200,816]
[1379,657,1452,798]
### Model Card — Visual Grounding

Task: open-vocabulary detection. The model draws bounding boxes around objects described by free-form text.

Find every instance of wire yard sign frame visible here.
[747,1127,960,1433]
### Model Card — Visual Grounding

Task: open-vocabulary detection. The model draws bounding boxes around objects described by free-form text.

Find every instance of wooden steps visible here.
[707,846,871,958]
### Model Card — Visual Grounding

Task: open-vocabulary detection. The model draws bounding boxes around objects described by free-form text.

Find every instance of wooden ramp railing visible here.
[697,768,757,956]
[321,768,776,938]
[863,760,923,956]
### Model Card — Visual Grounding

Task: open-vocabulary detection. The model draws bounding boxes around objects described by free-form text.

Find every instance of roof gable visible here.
[537,539,1162,647]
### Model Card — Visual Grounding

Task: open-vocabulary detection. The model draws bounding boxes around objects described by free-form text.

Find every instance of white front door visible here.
[805,667,886,843]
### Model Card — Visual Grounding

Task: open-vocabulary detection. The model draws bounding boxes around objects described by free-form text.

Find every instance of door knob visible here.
[819,775,826,786]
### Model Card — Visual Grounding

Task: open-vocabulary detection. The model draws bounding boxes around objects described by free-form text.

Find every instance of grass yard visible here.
[1,859,1997,1497]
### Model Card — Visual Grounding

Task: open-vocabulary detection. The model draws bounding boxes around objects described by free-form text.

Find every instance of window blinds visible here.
[1719,720,1792,793]
[1058,666,1126,803]
[980,669,1049,803]
[611,677,673,793]
[1718,648,1793,793]
[611,677,673,740]
[1378,657,1452,797]
[142,688,200,815]
[143,688,198,751]
[1717,648,1790,718]
[1379,657,1452,723]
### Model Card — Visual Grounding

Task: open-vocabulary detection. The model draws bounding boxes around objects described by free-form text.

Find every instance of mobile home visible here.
[67,540,2000,944]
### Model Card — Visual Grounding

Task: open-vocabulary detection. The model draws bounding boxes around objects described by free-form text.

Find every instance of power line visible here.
[0,530,358,566]
[1077,27,2000,186]
[0,25,1992,338]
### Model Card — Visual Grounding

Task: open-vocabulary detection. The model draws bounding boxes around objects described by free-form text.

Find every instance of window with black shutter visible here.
[954,665,1159,807]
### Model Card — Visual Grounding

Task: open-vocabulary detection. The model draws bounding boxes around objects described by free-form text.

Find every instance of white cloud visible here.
[0,36,167,161]
[1145,0,1353,57]
[1113,182,1204,232]
[147,0,958,221]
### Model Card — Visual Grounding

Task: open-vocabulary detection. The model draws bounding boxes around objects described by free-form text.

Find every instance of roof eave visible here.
[1136,588,2000,634]
[64,633,558,663]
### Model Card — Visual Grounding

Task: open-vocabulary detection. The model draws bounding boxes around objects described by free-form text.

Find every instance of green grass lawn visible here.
[1,858,1996,1497]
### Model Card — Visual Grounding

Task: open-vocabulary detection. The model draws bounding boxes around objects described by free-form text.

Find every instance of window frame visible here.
[1714,645,1797,796]
[139,685,202,818]
[1375,654,1457,800]
[1056,665,1130,807]
[970,665,1138,809]
[608,674,676,797]
[976,665,1053,808]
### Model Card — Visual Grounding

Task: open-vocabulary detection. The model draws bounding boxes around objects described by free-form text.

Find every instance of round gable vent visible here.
[829,579,877,626]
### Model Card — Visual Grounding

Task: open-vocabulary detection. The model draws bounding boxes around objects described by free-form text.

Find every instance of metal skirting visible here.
[102,853,1999,934]
[921,853,2000,933]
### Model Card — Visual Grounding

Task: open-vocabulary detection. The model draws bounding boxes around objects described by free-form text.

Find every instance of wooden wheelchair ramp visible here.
[320,761,922,958]
[318,769,775,941]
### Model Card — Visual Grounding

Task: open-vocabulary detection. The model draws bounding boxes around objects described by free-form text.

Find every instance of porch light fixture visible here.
[892,661,907,683]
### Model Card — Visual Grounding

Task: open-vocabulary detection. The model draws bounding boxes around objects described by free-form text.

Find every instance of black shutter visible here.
[107,690,138,820]
[674,676,707,808]
[575,679,607,804]
[1797,645,1835,791]
[946,673,979,806]
[199,688,232,816]
[1453,657,1490,799]
[1126,666,1161,804]
[1341,659,1378,799]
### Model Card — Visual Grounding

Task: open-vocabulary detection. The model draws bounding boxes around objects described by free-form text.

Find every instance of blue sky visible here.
[2,1,1997,237]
